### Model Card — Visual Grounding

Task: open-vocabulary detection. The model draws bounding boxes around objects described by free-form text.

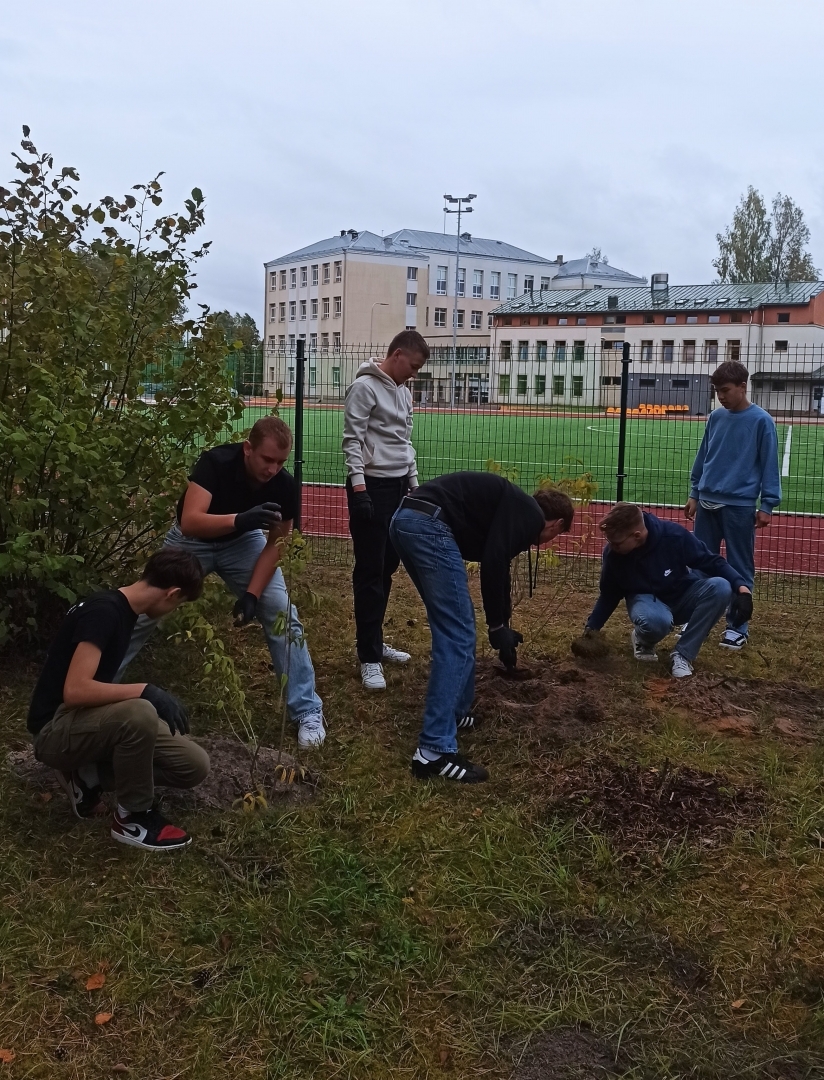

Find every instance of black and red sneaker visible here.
[111,807,191,851]
[54,771,106,820]
[411,750,489,783]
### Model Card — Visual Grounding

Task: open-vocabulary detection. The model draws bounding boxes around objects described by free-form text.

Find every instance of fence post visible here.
[293,338,305,532]
[616,341,631,501]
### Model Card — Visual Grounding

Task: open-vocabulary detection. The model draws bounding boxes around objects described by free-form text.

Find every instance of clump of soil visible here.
[547,756,763,843]
[6,735,316,813]
[512,1027,622,1080]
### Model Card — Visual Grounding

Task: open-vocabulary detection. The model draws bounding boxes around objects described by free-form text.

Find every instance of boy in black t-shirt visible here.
[118,416,326,749]
[29,549,209,851]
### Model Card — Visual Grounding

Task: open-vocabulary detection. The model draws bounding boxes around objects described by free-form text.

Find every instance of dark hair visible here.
[532,488,575,532]
[710,360,749,388]
[248,415,293,449]
[600,502,644,538]
[386,330,430,361]
[141,548,204,600]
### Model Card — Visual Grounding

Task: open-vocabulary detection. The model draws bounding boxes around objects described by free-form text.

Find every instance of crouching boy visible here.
[584,503,752,678]
[27,549,209,851]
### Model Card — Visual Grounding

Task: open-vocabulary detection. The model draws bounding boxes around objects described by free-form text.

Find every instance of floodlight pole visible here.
[443,194,476,406]
[616,341,631,501]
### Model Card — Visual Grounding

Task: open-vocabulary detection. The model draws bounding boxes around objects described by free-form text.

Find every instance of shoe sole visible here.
[633,653,659,662]
[383,657,410,665]
[719,642,746,651]
[362,682,387,691]
[111,829,191,851]
[410,768,488,783]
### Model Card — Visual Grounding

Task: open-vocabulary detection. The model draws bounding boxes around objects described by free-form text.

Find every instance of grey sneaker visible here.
[382,643,411,664]
[631,628,658,662]
[671,652,694,679]
[298,711,326,749]
[361,662,386,690]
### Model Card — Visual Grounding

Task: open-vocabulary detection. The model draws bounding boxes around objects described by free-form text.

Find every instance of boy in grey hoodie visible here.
[342,330,429,690]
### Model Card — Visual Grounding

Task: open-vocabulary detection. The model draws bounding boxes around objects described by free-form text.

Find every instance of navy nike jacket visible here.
[586,512,747,630]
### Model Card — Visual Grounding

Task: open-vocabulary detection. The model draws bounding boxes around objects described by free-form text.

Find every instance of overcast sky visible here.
[3,0,823,325]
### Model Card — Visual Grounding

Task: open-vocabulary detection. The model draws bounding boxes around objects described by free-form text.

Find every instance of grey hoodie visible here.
[342,359,418,489]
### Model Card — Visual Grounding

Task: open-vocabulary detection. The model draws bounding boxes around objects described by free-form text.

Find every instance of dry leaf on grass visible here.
[731,998,746,1009]
[85,972,106,990]
[0,1049,15,1064]
[94,1012,113,1025]
[111,1066,129,1074]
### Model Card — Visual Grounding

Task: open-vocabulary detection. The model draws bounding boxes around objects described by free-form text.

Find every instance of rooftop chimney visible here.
[461,232,471,241]
[651,272,669,293]
[555,255,564,264]
[340,230,346,237]
[348,229,359,241]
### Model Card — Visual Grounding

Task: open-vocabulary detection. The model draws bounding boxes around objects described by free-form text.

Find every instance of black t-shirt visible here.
[27,590,139,734]
[176,443,298,542]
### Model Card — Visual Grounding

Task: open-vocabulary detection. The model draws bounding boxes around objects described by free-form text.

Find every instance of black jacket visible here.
[413,472,545,627]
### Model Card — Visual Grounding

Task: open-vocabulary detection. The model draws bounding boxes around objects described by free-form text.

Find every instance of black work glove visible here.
[350,489,374,521]
[488,626,524,670]
[233,591,258,626]
[141,684,190,736]
[234,502,282,533]
[729,590,753,627]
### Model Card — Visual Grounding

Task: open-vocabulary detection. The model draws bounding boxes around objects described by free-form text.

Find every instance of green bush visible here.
[0,129,244,643]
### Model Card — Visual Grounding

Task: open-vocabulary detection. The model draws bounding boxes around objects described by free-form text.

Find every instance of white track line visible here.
[782,425,792,478]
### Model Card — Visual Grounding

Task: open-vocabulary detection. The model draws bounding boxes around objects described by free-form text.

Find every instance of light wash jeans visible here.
[627,576,732,662]
[389,507,476,755]
[116,525,322,723]
[693,504,756,636]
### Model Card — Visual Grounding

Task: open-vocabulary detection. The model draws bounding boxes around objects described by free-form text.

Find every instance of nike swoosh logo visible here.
[119,822,145,839]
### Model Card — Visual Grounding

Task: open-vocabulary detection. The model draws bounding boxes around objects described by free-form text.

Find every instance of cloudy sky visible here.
[3,0,823,325]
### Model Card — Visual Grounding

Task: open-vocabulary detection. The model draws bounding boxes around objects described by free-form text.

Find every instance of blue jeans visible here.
[116,526,322,723]
[627,577,732,662]
[389,508,476,755]
[693,504,755,636]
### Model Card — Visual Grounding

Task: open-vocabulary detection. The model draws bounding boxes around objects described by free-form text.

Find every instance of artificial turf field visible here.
[240,406,824,515]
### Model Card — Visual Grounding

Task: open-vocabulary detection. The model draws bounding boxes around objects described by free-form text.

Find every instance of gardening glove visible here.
[233,591,258,627]
[488,626,524,670]
[141,684,190,736]
[350,490,374,521]
[729,591,753,626]
[234,502,282,533]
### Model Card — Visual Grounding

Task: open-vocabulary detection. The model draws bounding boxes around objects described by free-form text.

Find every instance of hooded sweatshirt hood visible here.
[342,359,418,488]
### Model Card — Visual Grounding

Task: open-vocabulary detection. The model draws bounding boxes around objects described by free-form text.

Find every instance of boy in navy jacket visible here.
[584,503,753,678]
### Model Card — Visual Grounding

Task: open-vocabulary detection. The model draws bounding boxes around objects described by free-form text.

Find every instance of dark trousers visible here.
[347,475,407,663]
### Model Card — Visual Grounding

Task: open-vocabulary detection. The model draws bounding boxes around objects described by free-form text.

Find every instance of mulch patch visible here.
[511,1027,623,1080]
[546,756,763,844]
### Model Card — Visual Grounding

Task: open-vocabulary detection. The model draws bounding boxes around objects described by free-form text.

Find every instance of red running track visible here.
[301,484,824,578]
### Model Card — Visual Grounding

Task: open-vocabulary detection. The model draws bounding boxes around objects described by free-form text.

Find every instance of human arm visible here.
[179,482,281,539]
[684,497,697,521]
[406,390,418,490]
[479,488,545,627]
[233,521,293,627]
[688,422,710,502]
[584,551,624,631]
[342,382,374,490]
[63,642,147,708]
[757,417,782,518]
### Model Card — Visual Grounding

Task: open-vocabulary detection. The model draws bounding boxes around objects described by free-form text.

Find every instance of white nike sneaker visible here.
[297,711,326,749]
[361,662,386,690]
[670,652,694,679]
[382,643,411,664]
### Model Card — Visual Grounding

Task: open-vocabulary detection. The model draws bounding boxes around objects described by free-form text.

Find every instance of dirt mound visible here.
[512,1027,621,1080]
[547,756,763,844]
[6,736,316,813]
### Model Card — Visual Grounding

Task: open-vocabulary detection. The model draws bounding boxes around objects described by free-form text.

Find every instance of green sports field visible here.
[239,406,824,515]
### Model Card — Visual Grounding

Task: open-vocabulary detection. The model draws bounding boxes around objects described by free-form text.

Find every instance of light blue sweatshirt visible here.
[689,403,781,512]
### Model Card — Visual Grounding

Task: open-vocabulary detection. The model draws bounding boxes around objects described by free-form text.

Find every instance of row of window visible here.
[498,373,585,397]
[268,332,343,349]
[497,339,747,362]
[501,311,794,328]
[433,308,486,330]
[434,268,548,300]
[269,298,343,322]
[270,263,343,290]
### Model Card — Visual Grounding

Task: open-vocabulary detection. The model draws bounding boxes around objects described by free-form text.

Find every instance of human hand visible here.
[684,498,697,521]
[233,592,258,626]
[729,589,753,626]
[141,684,190,736]
[755,511,772,529]
[350,490,374,521]
[234,502,282,533]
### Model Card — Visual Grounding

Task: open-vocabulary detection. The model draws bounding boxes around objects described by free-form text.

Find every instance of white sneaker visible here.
[297,711,326,748]
[631,628,658,662]
[719,629,747,651]
[361,662,386,690]
[382,643,411,664]
[670,652,694,679]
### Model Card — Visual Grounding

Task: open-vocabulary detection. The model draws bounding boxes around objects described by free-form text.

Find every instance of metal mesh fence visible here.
[221,341,824,603]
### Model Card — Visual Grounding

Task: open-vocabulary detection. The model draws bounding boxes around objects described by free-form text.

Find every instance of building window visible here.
[727,340,741,361]
[321,332,329,347]
[573,340,585,362]
[456,268,466,297]
[686,315,698,324]
[771,380,786,391]
[472,270,483,298]
[644,314,654,324]
[311,264,318,286]
[436,266,448,295]
[516,373,528,395]
[310,332,317,348]
[334,261,342,283]
[289,301,296,321]
[577,317,587,326]
[290,268,297,288]
[671,378,690,389]
[309,365,316,388]
[328,365,339,389]
[407,266,418,280]
[518,340,529,361]
[269,304,276,322]
[541,276,551,291]
[323,263,330,284]
[554,340,567,361]
[708,314,720,323]
[311,298,318,319]
[498,373,510,397]
[641,340,653,361]
[507,273,517,299]
[322,297,330,319]
[471,310,483,330]
[490,271,500,300]
[280,269,287,289]
[500,340,512,360]
[278,334,285,346]
[333,331,341,348]
[558,317,568,326]
[704,340,718,363]
[665,315,676,324]
[334,296,342,318]
[278,303,286,322]
[600,376,622,386]
[777,312,790,323]
[662,340,674,362]
[535,373,546,395]
[301,267,308,287]
[683,340,696,362]
[537,340,548,361]
[406,292,417,306]
[524,275,534,292]
[487,313,493,328]
[434,307,447,327]
[299,300,307,320]
[774,340,788,352]
[269,271,276,290]
[639,377,657,388]
[453,309,465,329]
[730,312,743,323]
[552,375,565,396]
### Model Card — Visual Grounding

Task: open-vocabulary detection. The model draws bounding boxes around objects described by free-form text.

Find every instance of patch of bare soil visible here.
[648,673,824,742]
[512,1028,621,1080]
[546,756,763,844]
[6,736,316,813]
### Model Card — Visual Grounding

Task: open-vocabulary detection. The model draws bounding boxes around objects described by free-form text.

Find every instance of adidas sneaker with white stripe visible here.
[410,749,489,783]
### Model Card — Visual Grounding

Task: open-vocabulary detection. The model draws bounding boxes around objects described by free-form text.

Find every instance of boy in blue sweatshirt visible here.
[685,361,781,650]
[584,503,752,678]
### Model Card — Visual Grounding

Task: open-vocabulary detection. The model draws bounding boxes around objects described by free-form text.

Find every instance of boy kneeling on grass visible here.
[583,503,752,678]
[27,549,209,851]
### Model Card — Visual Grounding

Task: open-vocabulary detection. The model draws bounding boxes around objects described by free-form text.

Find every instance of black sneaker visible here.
[456,714,479,731]
[54,770,106,820]
[111,807,191,851]
[411,750,489,783]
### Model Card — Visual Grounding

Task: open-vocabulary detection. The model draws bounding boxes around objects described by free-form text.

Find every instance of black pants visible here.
[347,475,408,663]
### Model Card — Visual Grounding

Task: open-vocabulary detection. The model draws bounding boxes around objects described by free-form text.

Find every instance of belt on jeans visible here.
[400,496,442,519]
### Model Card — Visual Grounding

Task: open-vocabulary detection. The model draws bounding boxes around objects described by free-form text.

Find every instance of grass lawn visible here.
[238,406,824,514]
[3,564,824,1077]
